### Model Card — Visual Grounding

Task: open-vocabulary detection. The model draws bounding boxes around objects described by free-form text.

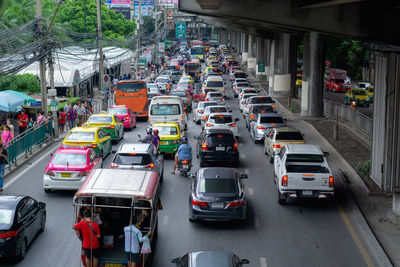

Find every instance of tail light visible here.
[87,144,97,149]
[221,98,225,101]
[233,142,238,150]
[227,200,244,207]
[202,116,208,120]
[184,106,187,110]
[281,175,288,187]
[271,124,276,126]
[125,116,130,120]
[192,199,208,207]
[181,116,184,121]
[272,105,275,108]
[229,123,236,127]
[0,230,19,239]
[205,98,209,101]
[206,123,213,127]
[145,163,155,169]
[250,115,255,119]
[78,171,89,177]
[106,125,115,129]
[186,98,190,101]
[257,126,267,130]
[202,142,208,151]
[235,88,239,91]
[198,110,204,114]
[273,144,281,149]
[110,162,119,168]
[148,117,150,121]
[329,176,334,188]
[45,170,55,176]
[183,160,188,164]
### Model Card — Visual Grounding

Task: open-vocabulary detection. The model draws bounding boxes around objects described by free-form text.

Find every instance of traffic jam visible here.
[2,42,338,267]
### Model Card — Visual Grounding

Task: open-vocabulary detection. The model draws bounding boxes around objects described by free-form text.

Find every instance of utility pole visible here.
[135,0,143,73]
[36,0,47,114]
[48,54,59,138]
[96,0,104,92]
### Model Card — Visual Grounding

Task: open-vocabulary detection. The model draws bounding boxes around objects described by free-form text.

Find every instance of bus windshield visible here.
[117,83,146,93]
[151,104,181,115]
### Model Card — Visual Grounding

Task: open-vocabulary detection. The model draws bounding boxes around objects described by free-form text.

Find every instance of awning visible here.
[1,90,37,105]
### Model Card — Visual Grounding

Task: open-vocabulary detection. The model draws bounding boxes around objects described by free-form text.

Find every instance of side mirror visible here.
[235,118,240,121]
[240,174,248,179]
[193,136,199,139]
[171,258,180,264]
[323,151,330,157]
[240,259,250,265]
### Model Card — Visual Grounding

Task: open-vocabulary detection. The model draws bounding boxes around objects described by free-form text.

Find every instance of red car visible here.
[107,105,137,130]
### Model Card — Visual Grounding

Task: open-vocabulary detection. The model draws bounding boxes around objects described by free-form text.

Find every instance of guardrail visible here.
[5,120,54,170]
[323,99,373,138]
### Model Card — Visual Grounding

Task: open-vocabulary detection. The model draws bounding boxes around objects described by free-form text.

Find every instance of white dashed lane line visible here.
[260,257,267,267]
[248,188,254,196]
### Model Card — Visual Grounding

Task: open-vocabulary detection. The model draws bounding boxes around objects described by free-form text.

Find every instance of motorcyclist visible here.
[171,137,192,174]
[139,128,153,144]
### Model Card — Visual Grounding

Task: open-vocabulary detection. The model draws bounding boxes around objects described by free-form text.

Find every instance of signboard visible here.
[133,0,154,19]
[176,22,186,39]
[257,62,265,73]
[158,42,165,53]
[50,100,58,111]
[110,6,131,20]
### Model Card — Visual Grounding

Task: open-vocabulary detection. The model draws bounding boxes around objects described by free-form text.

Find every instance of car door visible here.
[17,198,37,244]
[97,129,109,154]
[90,150,102,169]
[114,115,123,138]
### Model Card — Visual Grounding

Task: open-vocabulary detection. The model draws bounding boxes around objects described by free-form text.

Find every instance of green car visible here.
[86,114,124,143]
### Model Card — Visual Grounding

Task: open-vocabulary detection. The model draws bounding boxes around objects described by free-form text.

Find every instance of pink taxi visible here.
[107,105,137,130]
[43,146,102,192]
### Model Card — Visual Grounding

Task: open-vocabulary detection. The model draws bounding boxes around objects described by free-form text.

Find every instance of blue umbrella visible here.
[0,91,25,112]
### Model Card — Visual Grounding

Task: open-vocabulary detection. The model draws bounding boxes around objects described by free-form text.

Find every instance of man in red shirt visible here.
[74,212,101,267]
[17,109,28,135]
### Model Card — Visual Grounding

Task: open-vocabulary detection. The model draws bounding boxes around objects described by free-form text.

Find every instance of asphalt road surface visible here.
[0,73,375,267]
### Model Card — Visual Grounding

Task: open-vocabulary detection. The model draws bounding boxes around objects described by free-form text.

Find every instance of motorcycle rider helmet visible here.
[153,129,159,135]
[181,137,188,143]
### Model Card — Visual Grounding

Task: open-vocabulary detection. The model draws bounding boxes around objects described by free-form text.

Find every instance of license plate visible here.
[61,173,71,178]
[302,190,313,196]
[105,264,123,267]
[211,203,224,209]
[160,141,168,145]
[183,164,189,168]
[216,146,225,151]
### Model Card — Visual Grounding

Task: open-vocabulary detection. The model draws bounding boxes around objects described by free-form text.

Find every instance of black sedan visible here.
[189,167,247,222]
[0,195,46,260]
[172,251,249,267]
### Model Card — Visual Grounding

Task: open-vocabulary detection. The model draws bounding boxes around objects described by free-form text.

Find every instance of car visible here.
[245,104,276,129]
[179,75,194,85]
[201,105,230,127]
[195,128,239,167]
[0,195,46,260]
[239,93,258,112]
[107,105,137,130]
[86,114,124,143]
[147,87,160,102]
[365,86,374,102]
[171,70,182,83]
[249,113,287,142]
[157,83,168,95]
[43,146,102,192]
[63,126,112,158]
[110,143,164,181]
[264,127,306,162]
[169,90,193,112]
[232,81,251,98]
[151,122,185,154]
[204,113,240,137]
[230,71,247,82]
[238,88,258,99]
[193,101,219,124]
[355,82,372,89]
[242,96,275,117]
[205,91,225,105]
[344,89,369,106]
[172,251,249,267]
[155,75,170,84]
[189,167,247,221]
[176,83,193,95]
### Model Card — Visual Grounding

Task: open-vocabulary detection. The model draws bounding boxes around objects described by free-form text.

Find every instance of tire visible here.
[18,238,27,260]
[44,189,51,193]
[40,213,46,232]
[269,156,274,163]
[278,191,286,205]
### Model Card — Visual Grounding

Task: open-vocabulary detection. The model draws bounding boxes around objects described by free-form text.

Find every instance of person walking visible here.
[1,126,13,147]
[73,212,101,267]
[58,108,66,134]
[76,102,86,127]
[152,129,160,150]
[67,105,76,130]
[0,144,8,191]
[124,216,151,267]
[6,118,14,136]
[17,109,28,135]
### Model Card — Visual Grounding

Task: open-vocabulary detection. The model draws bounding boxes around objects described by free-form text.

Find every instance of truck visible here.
[73,169,162,266]
[325,68,350,92]
[273,144,334,205]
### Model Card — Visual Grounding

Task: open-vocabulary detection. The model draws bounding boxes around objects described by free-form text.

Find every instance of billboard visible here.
[108,0,130,4]
[133,0,154,19]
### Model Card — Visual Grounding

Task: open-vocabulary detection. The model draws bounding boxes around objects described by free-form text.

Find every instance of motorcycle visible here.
[178,159,191,177]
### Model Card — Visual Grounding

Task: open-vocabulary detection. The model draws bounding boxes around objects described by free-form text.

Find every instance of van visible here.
[149,96,187,130]
[205,76,225,97]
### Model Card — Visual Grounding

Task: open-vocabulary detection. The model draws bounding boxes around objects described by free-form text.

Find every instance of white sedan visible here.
[204,113,240,137]
[201,105,231,128]
[193,101,219,124]
[239,93,258,112]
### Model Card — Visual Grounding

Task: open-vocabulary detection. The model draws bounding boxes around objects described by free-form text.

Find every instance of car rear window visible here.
[209,115,233,124]
[117,83,146,93]
[51,153,87,165]
[170,91,187,97]
[206,133,235,145]
[152,126,178,135]
[0,209,14,226]
[207,81,223,87]
[150,104,181,115]
[200,102,218,108]
[250,97,273,104]
[209,93,222,97]
[286,165,329,173]
[208,107,228,113]
[199,178,238,193]
[260,117,284,123]
[114,153,152,165]
[108,108,127,115]
[235,73,246,79]
[236,82,249,87]
[88,116,113,124]
[66,132,95,142]
[275,132,304,141]
[252,106,274,113]
[286,154,324,163]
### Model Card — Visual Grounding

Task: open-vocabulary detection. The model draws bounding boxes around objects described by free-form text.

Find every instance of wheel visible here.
[44,189,51,193]
[278,191,286,205]
[40,213,46,232]
[269,156,274,163]
[18,238,27,260]
[101,149,105,159]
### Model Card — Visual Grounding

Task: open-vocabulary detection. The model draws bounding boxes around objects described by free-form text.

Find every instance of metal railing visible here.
[323,99,373,138]
[5,120,54,170]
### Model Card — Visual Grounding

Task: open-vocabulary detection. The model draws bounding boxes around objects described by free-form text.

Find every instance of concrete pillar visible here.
[218,29,228,46]
[242,34,249,62]
[256,37,265,79]
[300,32,325,117]
[236,32,241,54]
[268,33,296,98]
[247,35,256,70]
[263,39,271,78]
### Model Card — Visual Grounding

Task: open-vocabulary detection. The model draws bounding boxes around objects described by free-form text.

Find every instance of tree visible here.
[0,74,41,93]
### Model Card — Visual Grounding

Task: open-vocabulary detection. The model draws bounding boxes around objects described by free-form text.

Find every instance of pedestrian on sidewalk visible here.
[17,109,28,135]
[76,102,86,127]
[58,108,66,134]
[1,126,13,147]
[67,105,76,130]
[28,118,36,129]
[36,111,47,125]
[0,144,8,191]
[6,118,14,136]
[65,100,72,113]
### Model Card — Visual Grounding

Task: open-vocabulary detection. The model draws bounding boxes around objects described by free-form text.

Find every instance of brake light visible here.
[192,199,208,207]
[125,116,130,120]
[205,98,209,101]
[148,117,150,121]
[282,175,288,187]
[329,176,334,188]
[227,201,244,207]
[106,126,115,129]
[235,88,239,91]
[233,142,238,150]
[202,142,208,151]
[271,124,276,126]
[205,123,213,127]
[87,144,97,149]
[273,144,281,149]
[181,116,184,121]
[183,160,188,164]
[145,163,155,169]
[0,231,18,239]
[198,110,204,114]
[250,115,255,119]
[45,170,55,176]
[202,116,208,120]
[78,171,89,177]
[229,123,236,127]
[186,98,190,101]
[221,98,225,101]
[257,126,267,130]
[184,106,187,110]
[110,162,119,168]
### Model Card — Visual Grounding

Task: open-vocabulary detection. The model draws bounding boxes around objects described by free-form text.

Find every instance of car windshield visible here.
[152,126,178,135]
[275,132,304,140]
[88,116,113,124]
[114,153,152,165]
[260,116,284,123]
[206,133,235,145]
[66,132,95,142]
[51,153,87,165]
[207,81,223,87]
[286,165,329,173]
[286,154,324,163]
[150,104,181,115]
[117,83,146,93]
[352,90,367,96]
[250,97,273,104]
[0,209,14,227]
[170,91,187,97]
[208,107,228,113]
[108,108,127,115]
[199,178,238,194]
[210,115,233,124]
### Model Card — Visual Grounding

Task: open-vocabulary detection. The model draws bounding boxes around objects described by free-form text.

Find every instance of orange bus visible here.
[114,80,148,119]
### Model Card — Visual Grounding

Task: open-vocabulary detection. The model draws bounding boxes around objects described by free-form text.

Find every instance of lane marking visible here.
[248,188,254,196]
[260,257,267,267]
[240,154,246,159]
[254,217,260,228]
[337,204,374,267]
[5,143,59,189]
[245,168,249,175]
[162,215,169,225]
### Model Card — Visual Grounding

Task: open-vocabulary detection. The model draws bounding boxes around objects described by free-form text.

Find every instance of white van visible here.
[205,76,225,97]
[149,96,187,130]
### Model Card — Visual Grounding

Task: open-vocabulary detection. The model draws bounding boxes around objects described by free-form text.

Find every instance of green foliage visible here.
[289,105,297,113]
[356,160,371,179]
[143,16,155,36]
[0,74,41,93]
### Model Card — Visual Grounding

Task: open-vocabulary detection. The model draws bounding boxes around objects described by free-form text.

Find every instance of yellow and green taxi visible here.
[344,89,370,107]
[86,114,124,143]
[365,86,374,103]
[63,126,112,158]
[179,75,194,85]
[152,122,185,154]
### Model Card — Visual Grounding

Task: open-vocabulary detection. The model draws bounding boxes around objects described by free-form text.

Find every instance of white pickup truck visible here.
[274,144,334,204]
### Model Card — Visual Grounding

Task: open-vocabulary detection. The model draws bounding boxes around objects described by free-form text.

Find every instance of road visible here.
[0,72,376,267]
[324,90,373,118]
